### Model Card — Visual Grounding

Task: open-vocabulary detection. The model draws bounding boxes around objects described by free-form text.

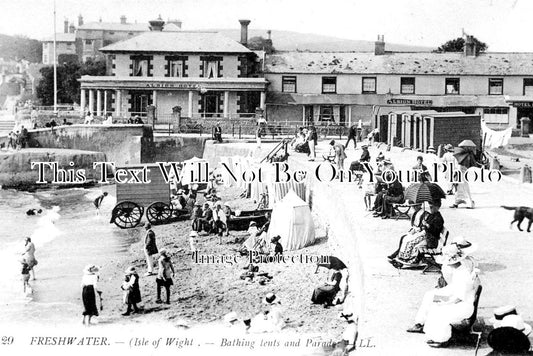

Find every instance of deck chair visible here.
[419,227,449,274]
[450,285,483,355]
[392,202,421,220]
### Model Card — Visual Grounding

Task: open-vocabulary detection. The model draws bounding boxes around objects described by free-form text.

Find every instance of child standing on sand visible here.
[21,258,32,295]
[93,192,108,216]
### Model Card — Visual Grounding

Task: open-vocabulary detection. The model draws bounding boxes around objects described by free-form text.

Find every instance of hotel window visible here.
[322,77,337,94]
[282,76,297,93]
[132,57,150,77]
[524,78,533,96]
[489,78,503,95]
[400,77,415,94]
[167,59,185,77]
[319,105,334,121]
[362,77,377,94]
[483,107,509,124]
[203,59,220,78]
[85,39,92,45]
[445,78,460,95]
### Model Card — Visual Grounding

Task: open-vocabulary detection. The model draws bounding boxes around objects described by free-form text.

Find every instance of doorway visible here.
[202,94,220,117]
[130,90,152,116]
[517,107,533,131]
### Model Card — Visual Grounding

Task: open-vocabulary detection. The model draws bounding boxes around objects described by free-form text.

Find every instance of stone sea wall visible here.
[0,148,107,190]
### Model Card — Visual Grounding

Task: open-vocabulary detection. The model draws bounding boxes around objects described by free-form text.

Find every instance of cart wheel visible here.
[112,201,144,229]
[146,201,172,225]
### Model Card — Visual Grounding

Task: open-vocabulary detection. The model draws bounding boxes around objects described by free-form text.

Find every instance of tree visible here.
[0,34,42,63]
[36,59,106,105]
[435,36,488,53]
[248,36,275,54]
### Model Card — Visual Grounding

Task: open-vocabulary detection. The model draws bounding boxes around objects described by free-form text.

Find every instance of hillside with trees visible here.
[0,34,42,62]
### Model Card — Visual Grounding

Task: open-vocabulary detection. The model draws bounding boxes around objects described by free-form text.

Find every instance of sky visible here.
[0,0,532,51]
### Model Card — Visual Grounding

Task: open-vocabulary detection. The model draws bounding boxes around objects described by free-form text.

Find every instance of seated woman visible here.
[311,270,343,307]
[387,203,428,261]
[389,199,444,267]
[407,244,481,347]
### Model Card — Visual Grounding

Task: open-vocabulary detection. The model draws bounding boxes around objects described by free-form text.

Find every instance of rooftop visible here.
[42,33,76,42]
[100,31,251,53]
[265,51,533,76]
[78,22,148,32]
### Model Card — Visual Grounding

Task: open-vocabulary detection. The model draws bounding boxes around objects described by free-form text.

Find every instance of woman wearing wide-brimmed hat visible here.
[121,266,141,316]
[407,244,481,347]
[441,144,458,195]
[250,293,285,333]
[81,264,101,325]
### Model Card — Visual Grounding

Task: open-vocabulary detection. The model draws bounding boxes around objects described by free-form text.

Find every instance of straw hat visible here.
[189,231,198,238]
[125,266,136,274]
[490,305,518,326]
[263,292,279,305]
[84,264,100,274]
[438,244,469,265]
[159,249,168,257]
[249,221,257,227]
[361,144,368,149]
[427,146,436,153]
[444,144,454,152]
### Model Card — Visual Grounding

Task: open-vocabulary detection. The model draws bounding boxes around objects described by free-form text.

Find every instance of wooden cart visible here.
[110,164,190,229]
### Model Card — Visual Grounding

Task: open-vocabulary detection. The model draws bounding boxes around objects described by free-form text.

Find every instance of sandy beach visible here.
[92,186,345,341]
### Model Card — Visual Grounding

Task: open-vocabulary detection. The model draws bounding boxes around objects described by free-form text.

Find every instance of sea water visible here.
[0,187,137,325]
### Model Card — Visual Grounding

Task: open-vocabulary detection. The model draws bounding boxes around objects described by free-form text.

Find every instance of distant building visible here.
[42,15,182,64]
[41,33,76,65]
[264,35,533,133]
[79,18,267,119]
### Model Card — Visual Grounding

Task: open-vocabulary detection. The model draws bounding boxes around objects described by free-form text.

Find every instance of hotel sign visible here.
[513,102,533,108]
[146,83,201,89]
[387,98,433,105]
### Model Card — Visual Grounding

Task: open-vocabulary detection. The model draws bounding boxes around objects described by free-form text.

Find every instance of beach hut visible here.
[268,190,315,251]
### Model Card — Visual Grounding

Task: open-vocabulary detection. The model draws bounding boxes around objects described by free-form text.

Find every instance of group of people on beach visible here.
[4,125,28,150]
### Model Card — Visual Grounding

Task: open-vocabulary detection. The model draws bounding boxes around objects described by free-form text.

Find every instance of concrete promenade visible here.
[288,141,533,355]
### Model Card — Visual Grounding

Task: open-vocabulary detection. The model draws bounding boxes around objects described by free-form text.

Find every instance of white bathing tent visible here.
[268,189,315,251]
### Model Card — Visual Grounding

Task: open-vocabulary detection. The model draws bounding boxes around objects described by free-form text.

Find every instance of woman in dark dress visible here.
[122,266,141,316]
[81,265,101,325]
[311,270,342,306]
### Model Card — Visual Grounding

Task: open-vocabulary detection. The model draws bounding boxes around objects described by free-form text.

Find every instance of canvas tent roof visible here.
[268,190,315,251]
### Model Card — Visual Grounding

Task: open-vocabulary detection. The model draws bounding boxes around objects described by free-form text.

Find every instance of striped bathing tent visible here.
[268,180,308,206]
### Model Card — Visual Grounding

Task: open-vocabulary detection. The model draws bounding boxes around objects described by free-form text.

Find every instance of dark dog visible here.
[501,206,533,232]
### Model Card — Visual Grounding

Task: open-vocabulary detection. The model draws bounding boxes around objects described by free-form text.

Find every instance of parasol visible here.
[404,182,446,204]
[315,256,347,273]
[453,147,477,168]
[458,139,477,148]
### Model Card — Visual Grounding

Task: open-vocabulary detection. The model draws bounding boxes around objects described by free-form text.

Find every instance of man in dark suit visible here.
[213,122,223,143]
[345,124,358,150]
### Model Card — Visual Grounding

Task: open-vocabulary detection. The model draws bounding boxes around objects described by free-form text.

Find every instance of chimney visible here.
[264,30,273,54]
[239,19,251,46]
[78,14,83,26]
[149,15,165,31]
[374,34,385,55]
[64,18,69,33]
[464,35,477,56]
[267,30,271,40]
[120,15,127,24]
[69,23,76,33]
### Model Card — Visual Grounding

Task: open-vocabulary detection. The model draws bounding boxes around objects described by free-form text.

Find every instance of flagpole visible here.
[53,0,58,114]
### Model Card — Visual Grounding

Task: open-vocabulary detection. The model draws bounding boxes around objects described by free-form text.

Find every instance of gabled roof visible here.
[42,33,76,42]
[265,51,533,76]
[100,31,251,53]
